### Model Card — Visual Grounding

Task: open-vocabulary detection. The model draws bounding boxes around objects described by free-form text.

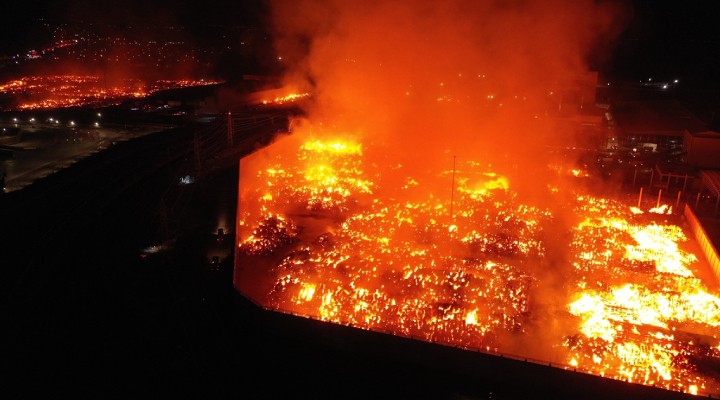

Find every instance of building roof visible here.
[655,162,698,178]
[686,130,720,139]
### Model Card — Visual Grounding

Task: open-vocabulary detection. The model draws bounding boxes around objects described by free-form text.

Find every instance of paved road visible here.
[1,123,173,192]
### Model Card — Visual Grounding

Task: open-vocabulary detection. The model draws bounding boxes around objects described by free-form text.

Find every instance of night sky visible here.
[602,0,720,86]
[0,0,269,53]
[0,0,268,26]
[1,0,718,86]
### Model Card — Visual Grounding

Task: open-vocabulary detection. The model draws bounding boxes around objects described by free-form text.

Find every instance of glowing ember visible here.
[253,137,373,213]
[236,133,720,397]
[239,214,299,256]
[262,92,310,105]
[0,75,222,111]
[566,195,720,393]
[239,135,548,347]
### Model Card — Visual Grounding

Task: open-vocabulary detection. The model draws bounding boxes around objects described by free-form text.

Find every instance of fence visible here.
[684,203,720,282]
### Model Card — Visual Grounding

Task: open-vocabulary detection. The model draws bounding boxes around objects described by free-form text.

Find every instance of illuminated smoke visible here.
[267,0,627,178]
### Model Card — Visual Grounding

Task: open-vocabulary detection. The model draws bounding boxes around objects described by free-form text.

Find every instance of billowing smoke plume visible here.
[267,0,627,185]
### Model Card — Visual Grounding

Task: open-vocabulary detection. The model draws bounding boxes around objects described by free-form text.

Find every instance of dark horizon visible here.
[601,0,720,90]
[0,0,269,55]
[1,0,719,87]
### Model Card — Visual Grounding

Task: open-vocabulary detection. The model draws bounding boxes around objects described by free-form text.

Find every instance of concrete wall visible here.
[684,204,720,282]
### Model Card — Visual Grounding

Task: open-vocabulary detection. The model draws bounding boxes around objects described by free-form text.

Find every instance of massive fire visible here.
[261,92,311,105]
[232,0,720,396]
[235,133,720,397]
[0,75,222,111]
[567,195,720,395]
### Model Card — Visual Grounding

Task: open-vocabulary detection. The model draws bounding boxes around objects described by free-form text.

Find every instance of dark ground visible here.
[0,126,709,400]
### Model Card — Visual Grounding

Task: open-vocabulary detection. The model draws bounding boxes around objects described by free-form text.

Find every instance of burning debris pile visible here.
[565,195,720,395]
[239,214,300,256]
[0,75,221,110]
[235,134,720,396]
[238,134,549,349]
[262,92,311,105]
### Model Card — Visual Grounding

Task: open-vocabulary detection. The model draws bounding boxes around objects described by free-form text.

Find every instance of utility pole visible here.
[227,111,234,147]
[450,155,456,219]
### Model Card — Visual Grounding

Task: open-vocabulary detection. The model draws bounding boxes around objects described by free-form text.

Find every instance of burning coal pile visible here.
[234,0,720,396]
